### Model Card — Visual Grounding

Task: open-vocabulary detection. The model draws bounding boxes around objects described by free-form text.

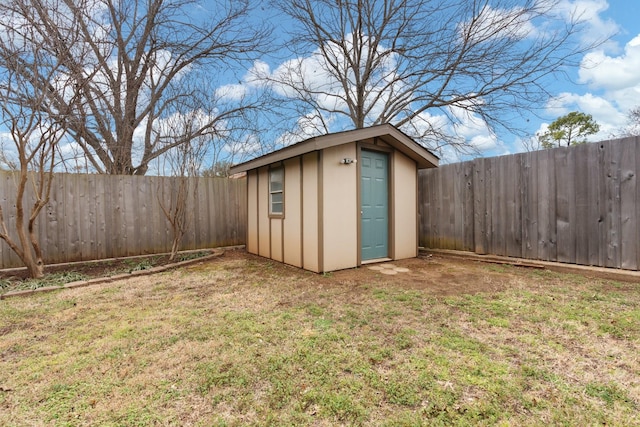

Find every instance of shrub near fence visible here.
[0,173,247,269]
[419,136,640,270]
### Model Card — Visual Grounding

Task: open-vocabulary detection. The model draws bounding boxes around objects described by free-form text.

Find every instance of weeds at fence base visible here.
[0,250,213,295]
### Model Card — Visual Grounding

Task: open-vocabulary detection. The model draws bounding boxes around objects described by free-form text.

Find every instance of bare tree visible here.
[201,161,232,177]
[619,106,640,137]
[154,84,267,258]
[0,0,270,175]
[265,0,605,155]
[0,144,18,170]
[519,135,543,152]
[0,13,78,278]
[153,91,212,260]
[156,143,205,262]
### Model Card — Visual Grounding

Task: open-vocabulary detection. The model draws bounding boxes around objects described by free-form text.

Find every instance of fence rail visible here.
[0,173,246,269]
[418,137,640,270]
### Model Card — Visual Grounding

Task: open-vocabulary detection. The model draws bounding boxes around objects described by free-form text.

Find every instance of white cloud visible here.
[399,105,501,163]
[468,134,499,151]
[275,112,332,147]
[543,27,640,141]
[268,53,348,112]
[214,83,249,101]
[263,34,403,121]
[222,133,262,162]
[57,141,83,157]
[533,0,640,144]
[0,132,17,169]
[460,4,537,43]
[558,0,609,22]
[448,103,500,151]
[545,92,625,140]
[556,0,619,48]
[579,35,640,92]
[215,61,273,101]
[245,60,271,87]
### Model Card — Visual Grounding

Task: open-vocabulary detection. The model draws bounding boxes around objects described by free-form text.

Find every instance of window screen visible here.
[269,167,284,215]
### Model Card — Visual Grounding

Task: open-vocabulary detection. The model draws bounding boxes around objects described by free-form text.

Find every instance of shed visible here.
[229,124,439,273]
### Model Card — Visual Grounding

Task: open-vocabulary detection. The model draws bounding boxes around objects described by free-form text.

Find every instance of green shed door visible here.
[361,150,389,260]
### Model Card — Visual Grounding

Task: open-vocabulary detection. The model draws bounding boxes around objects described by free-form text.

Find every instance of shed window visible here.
[269,166,284,215]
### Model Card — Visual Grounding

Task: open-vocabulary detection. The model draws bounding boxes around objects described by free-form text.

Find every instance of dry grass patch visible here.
[1,250,638,426]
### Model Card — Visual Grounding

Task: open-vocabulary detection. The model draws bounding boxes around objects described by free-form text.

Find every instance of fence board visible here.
[574,145,589,265]
[435,168,444,248]
[204,178,216,247]
[194,178,206,249]
[0,173,14,267]
[430,167,441,248]
[637,136,640,269]
[453,165,462,249]
[93,174,107,261]
[462,161,474,251]
[535,151,548,260]
[430,169,438,247]
[587,143,603,265]
[555,147,572,263]
[47,176,63,263]
[422,169,435,248]
[137,176,151,253]
[417,168,427,248]
[520,152,537,259]
[620,137,637,270]
[505,153,521,258]
[472,158,487,254]
[605,142,621,268]
[487,157,499,255]
[76,173,87,260]
[418,137,640,271]
[212,178,225,245]
[67,173,82,261]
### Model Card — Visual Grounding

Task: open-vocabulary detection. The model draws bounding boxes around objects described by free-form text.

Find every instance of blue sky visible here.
[492,0,640,157]
[236,0,640,162]
[2,0,638,171]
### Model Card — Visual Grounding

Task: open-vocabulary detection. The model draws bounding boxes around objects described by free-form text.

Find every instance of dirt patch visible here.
[182,250,567,300]
[3,248,635,299]
[323,253,526,296]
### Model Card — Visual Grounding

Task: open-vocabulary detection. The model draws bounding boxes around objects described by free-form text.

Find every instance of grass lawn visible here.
[1,250,638,426]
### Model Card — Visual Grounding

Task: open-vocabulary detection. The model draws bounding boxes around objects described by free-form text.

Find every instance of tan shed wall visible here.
[246,170,258,254]
[257,167,270,258]
[393,151,418,259]
[270,218,283,262]
[322,143,358,271]
[302,153,320,272]
[283,158,302,267]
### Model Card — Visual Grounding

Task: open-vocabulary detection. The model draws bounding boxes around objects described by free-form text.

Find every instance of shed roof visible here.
[229,124,439,174]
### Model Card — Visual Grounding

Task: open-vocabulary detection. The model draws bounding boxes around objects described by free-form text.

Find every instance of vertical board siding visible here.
[472,157,487,254]
[620,138,637,270]
[419,137,640,270]
[0,173,246,269]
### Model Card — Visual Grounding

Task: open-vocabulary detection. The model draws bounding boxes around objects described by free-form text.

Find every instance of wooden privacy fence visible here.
[0,173,246,269]
[419,136,640,270]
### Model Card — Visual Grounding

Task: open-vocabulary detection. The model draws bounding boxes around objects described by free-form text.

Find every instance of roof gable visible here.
[229,124,439,174]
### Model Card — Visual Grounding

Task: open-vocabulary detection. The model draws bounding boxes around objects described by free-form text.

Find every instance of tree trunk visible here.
[24,256,45,279]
